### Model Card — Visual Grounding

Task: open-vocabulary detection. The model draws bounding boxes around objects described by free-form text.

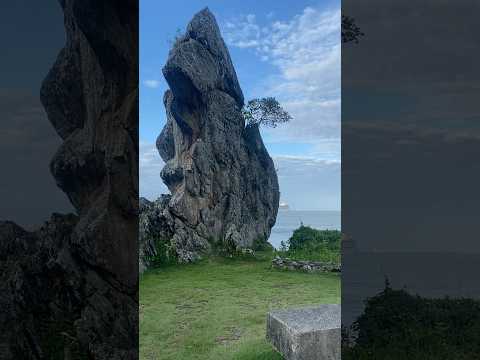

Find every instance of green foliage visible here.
[343,282,480,359]
[221,236,241,258]
[242,97,292,128]
[145,236,175,268]
[253,236,274,252]
[276,226,341,264]
[283,247,340,264]
[214,235,274,259]
[342,15,364,44]
[288,226,340,251]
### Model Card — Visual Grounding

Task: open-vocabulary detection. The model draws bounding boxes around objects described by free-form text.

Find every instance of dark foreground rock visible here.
[267,305,341,360]
[0,1,138,358]
[140,8,279,265]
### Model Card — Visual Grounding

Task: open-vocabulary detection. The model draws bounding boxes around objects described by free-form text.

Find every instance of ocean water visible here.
[268,210,341,249]
[342,251,480,325]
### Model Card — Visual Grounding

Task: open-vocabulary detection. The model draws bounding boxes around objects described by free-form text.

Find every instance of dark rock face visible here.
[145,8,279,264]
[139,196,173,272]
[0,0,138,358]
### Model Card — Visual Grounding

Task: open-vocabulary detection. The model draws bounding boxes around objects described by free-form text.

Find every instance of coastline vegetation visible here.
[276,226,341,264]
[342,281,480,359]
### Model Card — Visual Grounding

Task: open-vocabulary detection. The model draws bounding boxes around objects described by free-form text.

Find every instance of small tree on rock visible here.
[242,97,291,128]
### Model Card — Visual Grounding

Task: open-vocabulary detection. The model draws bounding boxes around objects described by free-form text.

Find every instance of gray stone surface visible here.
[272,257,341,273]
[267,305,341,360]
[141,8,279,264]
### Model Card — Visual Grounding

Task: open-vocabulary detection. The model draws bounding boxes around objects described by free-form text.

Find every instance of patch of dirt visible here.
[215,326,243,345]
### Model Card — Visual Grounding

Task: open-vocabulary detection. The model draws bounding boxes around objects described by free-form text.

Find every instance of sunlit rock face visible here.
[155,8,279,262]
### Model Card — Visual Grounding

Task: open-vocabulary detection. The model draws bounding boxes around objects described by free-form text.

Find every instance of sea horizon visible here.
[268,209,341,249]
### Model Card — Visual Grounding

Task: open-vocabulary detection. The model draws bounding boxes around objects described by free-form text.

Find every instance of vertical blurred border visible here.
[342,0,480,357]
[0,1,139,358]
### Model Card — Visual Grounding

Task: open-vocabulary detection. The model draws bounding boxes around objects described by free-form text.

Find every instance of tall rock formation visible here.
[0,1,138,358]
[145,8,279,263]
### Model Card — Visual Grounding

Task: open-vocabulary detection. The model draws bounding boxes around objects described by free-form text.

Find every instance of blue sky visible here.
[140,0,341,210]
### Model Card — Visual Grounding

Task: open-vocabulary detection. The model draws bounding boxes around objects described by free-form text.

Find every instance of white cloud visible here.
[143,79,161,88]
[138,140,340,210]
[223,6,341,152]
[246,14,256,23]
[273,155,340,210]
[139,141,169,200]
[273,155,340,175]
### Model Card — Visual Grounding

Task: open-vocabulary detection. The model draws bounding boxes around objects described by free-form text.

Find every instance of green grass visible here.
[140,253,340,360]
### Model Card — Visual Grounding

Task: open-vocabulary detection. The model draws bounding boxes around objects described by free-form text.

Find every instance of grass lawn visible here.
[140,253,340,360]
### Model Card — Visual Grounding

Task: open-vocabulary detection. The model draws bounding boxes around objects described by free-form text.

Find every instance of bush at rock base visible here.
[276,227,341,264]
[144,236,175,267]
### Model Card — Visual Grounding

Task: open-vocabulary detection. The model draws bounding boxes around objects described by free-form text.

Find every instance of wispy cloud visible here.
[139,141,168,199]
[223,6,341,148]
[273,155,340,176]
[273,155,340,210]
[143,79,161,88]
[138,140,340,209]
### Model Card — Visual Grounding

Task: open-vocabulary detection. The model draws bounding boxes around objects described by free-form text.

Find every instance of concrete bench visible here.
[266,304,340,360]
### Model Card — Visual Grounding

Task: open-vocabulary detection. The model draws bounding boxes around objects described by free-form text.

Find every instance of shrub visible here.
[253,236,274,252]
[288,226,340,251]
[276,226,341,264]
[342,281,480,359]
[144,236,175,267]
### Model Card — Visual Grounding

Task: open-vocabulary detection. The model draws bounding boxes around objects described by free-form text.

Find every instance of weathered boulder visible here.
[149,8,279,263]
[0,0,138,358]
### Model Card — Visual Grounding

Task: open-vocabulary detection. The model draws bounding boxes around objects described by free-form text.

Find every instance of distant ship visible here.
[279,202,290,210]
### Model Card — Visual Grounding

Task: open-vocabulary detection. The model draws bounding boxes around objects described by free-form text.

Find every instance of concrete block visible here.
[266,304,340,360]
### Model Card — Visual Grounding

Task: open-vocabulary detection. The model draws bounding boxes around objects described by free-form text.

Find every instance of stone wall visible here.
[272,256,341,273]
